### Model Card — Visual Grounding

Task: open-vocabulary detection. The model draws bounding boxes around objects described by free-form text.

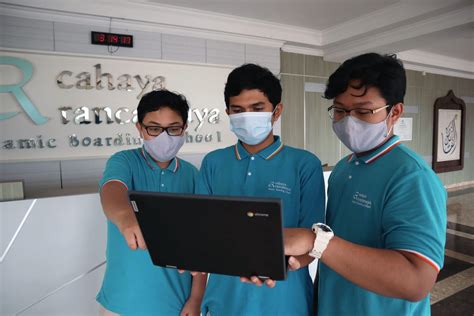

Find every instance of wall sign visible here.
[394,117,413,141]
[432,90,466,173]
[0,50,235,162]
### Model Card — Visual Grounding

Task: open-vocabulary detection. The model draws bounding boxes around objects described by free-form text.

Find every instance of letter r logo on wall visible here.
[0,56,48,125]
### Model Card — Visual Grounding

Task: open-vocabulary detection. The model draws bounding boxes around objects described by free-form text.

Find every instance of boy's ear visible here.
[136,122,144,138]
[389,103,404,125]
[273,103,284,122]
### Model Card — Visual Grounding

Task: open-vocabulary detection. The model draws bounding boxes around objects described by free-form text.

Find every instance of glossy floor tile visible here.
[431,186,474,315]
[432,284,474,316]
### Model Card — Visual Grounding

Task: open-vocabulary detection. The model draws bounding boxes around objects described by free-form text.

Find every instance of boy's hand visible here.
[119,219,146,250]
[178,270,207,276]
[239,228,316,288]
[180,296,201,316]
[284,228,315,256]
[240,276,276,288]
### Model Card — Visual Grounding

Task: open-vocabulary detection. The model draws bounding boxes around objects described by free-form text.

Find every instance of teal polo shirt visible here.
[198,136,326,316]
[96,148,198,316]
[319,135,447,316]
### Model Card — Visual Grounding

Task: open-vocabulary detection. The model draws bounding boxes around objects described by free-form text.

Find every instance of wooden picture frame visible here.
[432,90,466,173]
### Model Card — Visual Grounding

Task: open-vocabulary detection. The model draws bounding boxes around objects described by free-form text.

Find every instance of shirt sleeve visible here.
[382,169,447,272]
[196,154,213,195]
[298,155,326,228]
[99,151,133,190]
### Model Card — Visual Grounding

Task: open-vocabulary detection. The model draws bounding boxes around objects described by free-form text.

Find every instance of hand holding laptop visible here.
[240,228,316,287]
[283,228,316,256]
[119,219,147,251]
[178,270,206,276]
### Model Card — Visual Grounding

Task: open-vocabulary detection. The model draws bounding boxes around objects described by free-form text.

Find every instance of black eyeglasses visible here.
[141,124,185,137]
[327,104,390,122]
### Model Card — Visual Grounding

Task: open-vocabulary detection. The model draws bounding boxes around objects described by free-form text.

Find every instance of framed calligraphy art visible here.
[432,90,466,173]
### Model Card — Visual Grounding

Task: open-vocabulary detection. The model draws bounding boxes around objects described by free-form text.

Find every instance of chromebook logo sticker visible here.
[247,211,269,218]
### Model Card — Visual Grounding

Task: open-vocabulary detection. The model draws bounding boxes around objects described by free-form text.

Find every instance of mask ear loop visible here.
[272,105,278,114]
[384,106,395,137]
[271,104,280,119]
[270,104,280,127]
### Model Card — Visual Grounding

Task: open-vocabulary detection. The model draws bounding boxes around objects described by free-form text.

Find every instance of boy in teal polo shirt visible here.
[97,90,206,315]
[198,64,326,315]
[259,53,447,316]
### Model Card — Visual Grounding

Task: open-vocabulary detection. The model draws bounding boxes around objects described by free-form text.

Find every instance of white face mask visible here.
[332,109,394,153]
[143,132,185,162]
[229,108,277,145]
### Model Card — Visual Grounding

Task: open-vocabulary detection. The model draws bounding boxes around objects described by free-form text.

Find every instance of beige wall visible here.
[280,52,474,186]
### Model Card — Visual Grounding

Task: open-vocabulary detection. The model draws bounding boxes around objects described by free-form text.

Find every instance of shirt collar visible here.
[234,136,284,161]
[348,135,401,164]
[167,157,180,173]
[141,148,180,172]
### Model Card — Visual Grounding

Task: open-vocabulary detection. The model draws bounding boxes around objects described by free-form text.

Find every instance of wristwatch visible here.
[309,223,334,259]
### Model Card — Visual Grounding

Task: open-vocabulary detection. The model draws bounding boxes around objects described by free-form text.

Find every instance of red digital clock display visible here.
[91,31,133,48]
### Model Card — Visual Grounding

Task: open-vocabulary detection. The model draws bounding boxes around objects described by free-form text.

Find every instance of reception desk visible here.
[1,194,106,315]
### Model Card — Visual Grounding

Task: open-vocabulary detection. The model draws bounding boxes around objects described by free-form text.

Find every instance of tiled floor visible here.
[431,186,474,316]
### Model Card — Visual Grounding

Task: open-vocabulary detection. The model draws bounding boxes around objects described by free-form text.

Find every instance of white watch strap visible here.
[309,223,334,259]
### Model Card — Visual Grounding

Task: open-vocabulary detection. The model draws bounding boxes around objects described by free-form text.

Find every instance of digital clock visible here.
[91,31,133,48]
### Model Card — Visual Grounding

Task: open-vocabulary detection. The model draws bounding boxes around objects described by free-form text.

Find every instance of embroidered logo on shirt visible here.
[267,181,292,194]
[352,192,372,209]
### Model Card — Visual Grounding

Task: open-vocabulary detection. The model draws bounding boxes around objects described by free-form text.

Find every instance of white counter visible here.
[1,194,106,316]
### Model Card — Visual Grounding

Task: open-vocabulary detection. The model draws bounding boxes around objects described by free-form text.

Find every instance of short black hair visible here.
[224,63,282,108]
[137,89,189,124]
[324,53,406,108]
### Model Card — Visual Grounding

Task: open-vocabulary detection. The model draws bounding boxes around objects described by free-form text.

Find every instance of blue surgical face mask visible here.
[229,108,277,145]
[332,109,394,153]
[143,132,185,162]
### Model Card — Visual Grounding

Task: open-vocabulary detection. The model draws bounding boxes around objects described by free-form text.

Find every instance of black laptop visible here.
[129,191,287,280]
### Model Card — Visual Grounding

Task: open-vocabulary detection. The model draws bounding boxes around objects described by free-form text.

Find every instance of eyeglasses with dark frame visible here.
[141,124,185,137]
[327,104,391,122]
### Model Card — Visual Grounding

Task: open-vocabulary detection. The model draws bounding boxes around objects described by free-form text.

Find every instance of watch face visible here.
[319,224,331,232]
